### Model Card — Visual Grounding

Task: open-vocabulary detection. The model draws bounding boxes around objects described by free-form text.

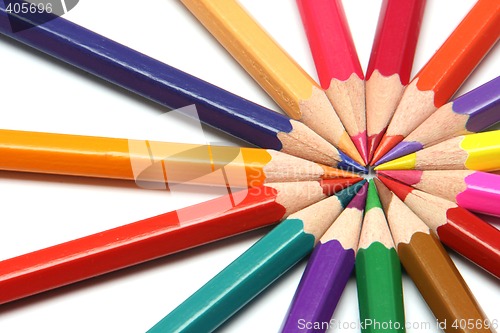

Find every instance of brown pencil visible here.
[374,178,494,333]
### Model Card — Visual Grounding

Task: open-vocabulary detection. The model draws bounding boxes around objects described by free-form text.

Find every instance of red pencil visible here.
[0,179,361,305]
[378,175,500,278]
[366,0,426,162]
[372,0,500,164]
[297,0,367,164]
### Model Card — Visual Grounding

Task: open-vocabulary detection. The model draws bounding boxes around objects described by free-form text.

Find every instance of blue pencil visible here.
[0,3,364,173]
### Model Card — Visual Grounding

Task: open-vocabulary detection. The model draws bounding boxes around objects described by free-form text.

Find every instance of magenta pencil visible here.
[378,170,500,217]
[281,183,367,333]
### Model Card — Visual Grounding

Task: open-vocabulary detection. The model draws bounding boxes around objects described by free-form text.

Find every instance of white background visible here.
[0,0,499,332]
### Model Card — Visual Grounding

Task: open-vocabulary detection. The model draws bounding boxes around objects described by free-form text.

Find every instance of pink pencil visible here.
[297,0,367,164]
[378,170,500,217]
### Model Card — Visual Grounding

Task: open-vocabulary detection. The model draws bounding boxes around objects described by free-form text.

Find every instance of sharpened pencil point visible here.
[374,153,417,170]
[376,141,423,165]
[371,135,404,165]
[337,151,368,173]
[377,170,422,186]
[336,180,367,208]
[367,131,386,164]
[377,175,413,201]
[351,131,369,165]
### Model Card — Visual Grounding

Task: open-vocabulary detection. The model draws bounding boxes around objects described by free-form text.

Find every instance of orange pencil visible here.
[0,129,363,188]
[372,0,500,164]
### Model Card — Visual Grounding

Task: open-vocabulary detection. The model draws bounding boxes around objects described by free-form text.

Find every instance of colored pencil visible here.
[374,179,494,333]
[180,0,365,165]
[355,180,405,333]
[377,76,500,164]
[297,0,368,164]
[377,170,500,217]
[0,129,363,187]
[375,130,500,172]
[0,179,363,305]
[281,183,367,333]
[372,0,500,164]
[378,175,500,278]
[0,4,353,169]
[147,181,366,333]
[366,0,426,162]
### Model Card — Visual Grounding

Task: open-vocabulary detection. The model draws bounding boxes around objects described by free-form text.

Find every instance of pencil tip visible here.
[371,135,404,165]
[336,180,366,208]
[367,131,385,163]
[377,170,422,186]
[337,151,368,173]
[351,131,369,165]
[365,180,382,212]
[345,182,368,210]
[377,175,413,201]
[374,153,417,171]
[338,131,366,166]
[376,141,423,165]
[319,165,361,179]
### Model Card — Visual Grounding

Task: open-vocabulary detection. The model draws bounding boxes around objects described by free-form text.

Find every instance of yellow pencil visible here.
[180,0,365,165]
[375,130,500,171]
[0,129,362,187]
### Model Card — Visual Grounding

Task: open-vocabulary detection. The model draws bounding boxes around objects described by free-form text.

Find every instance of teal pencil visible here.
[147,181,366,333]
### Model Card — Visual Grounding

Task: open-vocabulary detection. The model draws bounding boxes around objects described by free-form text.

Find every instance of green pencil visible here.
[355,180,406,333]
[147,181,366,333]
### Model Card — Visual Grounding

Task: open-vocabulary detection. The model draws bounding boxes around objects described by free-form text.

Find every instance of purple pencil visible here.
[377,75,500,165]
[281,183,367,333]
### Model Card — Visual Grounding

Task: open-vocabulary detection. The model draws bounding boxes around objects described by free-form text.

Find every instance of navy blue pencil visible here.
[0,3,364,172]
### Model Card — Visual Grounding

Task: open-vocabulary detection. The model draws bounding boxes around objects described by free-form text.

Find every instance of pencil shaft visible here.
[148,218,315,333]
[281,241,355,333]
[356,244,404,333]
[398,232,493,333]
[366,0,426,84]
[0,181,341,305]
[0,3,341,166]
[438,208,500,278]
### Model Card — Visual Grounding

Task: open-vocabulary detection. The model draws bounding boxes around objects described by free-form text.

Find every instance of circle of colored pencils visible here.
[355,180,405,333]
[0,129,363,187]
[378,170,500,217]
[0,3,354,169]
[375,130,500,171]
[366,0,427,162]
[374,179,495,333]
[280,182,367,333]
[372,0,500,164]
[0,180,362,305]
[179,0,366,165]
[378,76,500,164]
[146,181,366,333]
[378,175,500,278]
[297,0,368,164]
